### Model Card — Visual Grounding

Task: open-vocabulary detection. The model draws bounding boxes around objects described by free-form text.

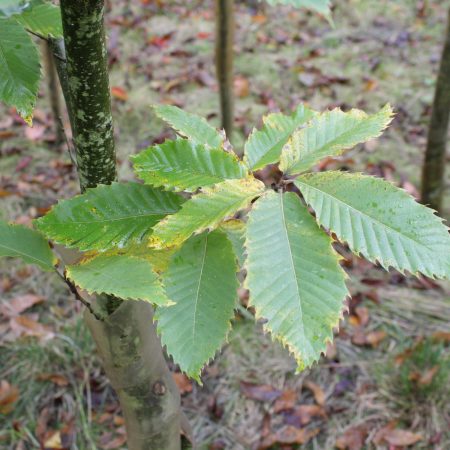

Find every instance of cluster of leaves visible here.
[2,103,450,381]
[0,0,62,124]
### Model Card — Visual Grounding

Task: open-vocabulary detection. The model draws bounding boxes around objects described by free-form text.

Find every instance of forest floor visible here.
[1,0,450,449]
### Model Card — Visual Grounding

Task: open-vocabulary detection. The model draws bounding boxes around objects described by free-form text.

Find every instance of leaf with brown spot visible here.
[240,382,282,402]
[303,381,326,406]
[0,380,19,414]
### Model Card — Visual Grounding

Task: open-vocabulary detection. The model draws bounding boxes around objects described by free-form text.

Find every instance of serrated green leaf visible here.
[0,17,40,124]
[296,171,450,279]
[13,0,62,38]
[0,220,56,271]
[132,139,247,192]
[67,255,170,304]
[280,104,393,175]
[245,191,348,370]
[244,104,315,171]
[150,177,265,249]
[36,182,184,252]
[153,104,224,148]
[156,231,238,380]
[219,219,246,267]
[264,0,332,22]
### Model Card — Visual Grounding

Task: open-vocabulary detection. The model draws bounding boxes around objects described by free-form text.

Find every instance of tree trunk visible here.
[421,8,450,213]
[42,41,64,145]
[85,301,181,450]
[215,0,235,140]
[60,0,116,191]
[58,1,183,448]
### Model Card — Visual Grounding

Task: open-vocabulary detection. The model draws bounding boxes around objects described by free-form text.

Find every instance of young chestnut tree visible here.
[2,103,450,382]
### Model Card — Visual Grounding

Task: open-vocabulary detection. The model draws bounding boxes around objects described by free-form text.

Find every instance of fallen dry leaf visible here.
[303,380,326,406]
[9,315,54,341]
[382,429,422,446]
[172,372,192,395]
[25,124,46,141]
[432,331,450,343]
[100,434,127,449]
[111,86,128,101]
[252,14,267,24]
[335,425,367,450]
[0,294,44,318]
[0,380,19,414]
[43,431,63,449]
[352,329,387,347]
[234,76,250,98]
[409,366,439,386]
[240,381,282,402]
[36,373,70,387]
[273,389,297,412]
[282,404,327,427]
[258,425,319,449]
[365,330,387,347]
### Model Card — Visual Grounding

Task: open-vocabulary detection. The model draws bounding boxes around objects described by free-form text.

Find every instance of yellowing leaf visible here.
[150,177,265,249]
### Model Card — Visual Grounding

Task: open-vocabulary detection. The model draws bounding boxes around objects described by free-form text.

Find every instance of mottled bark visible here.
[42,41,64,145]
[215,0,235,139]
[85,302,181,450]
[60,0,116,191]
[57,1,183,448]
[421,8,450,213]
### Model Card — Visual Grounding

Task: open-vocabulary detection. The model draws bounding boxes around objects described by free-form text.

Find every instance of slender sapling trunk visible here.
[421,8,450,213]
[215,0,235,139]
[58,1,183,448]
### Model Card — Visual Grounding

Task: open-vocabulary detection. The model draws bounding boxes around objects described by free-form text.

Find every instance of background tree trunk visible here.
[421,8,450,214]
[58,1,183,448]
[215,0,235,140]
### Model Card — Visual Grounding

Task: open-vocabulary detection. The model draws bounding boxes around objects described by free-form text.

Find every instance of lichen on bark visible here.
[60,0,116,191]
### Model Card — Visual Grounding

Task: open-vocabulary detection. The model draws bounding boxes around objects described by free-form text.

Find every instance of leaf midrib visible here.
[0,242,51,269]
[279,194,306,336]
[137,151,245,183]
[292,127,358,173]
[247,124,294,169]
[48,210,178,226]
[191,235,208,345]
